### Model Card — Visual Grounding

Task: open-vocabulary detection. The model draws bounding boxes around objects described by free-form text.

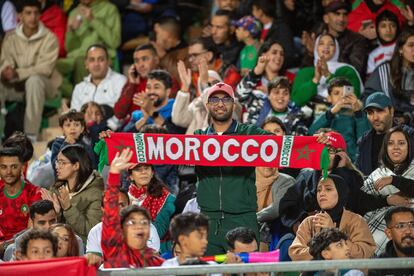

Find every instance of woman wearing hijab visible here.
[289,174,376,261]
[362,126,414,254]
[291,34,363,107]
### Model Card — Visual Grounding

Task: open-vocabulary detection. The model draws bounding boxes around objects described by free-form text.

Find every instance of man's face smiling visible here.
[207,91,234,122]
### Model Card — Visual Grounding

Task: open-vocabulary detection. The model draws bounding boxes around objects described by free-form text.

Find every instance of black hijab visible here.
[318,174,349,226]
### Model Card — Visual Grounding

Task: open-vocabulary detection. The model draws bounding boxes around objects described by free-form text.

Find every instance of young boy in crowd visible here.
[19,229,58,261]
[50,110,96,171]
[234,15,262,76]
[162,212,209,267]
[255,77,308,134]
[308,78,370,162]
[308,228,363,276]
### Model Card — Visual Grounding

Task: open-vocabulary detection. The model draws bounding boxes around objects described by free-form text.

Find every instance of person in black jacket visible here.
[251,0,298,68]
[356,92,414,177]
[369,206,414,276]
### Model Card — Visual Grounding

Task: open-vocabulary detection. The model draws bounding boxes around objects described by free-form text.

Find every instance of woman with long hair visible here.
[365,28,414,121]
[50,223,80,257]
[128,162,175,252]
[45,144,103,242]
[236,40,296,125]
[362,126,414,254]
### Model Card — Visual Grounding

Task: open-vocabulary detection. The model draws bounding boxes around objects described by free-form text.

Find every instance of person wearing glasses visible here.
[194,82,269,255]
[370,206,414,276]
[362,126,414,255]
[187,37,241,95]
[102,148,164,268]
[47,144,103,243]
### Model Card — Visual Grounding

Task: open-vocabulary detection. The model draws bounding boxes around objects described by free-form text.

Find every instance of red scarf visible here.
[128,184,169,221]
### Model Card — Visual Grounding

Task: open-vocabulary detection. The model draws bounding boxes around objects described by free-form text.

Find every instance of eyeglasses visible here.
[208,96,234,105]
[327,147,343,154]
[55,160,72,167]
[391,221,414,231]
[188,51,207,59]
[124,219,150,227]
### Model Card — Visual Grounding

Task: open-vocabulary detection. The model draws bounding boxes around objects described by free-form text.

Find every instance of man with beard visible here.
[70,44,127,112]
[194,82,269,255]
[123,69,175,132]
[0,147,41,256]
[370,206,414,275]
[356,92,414,176]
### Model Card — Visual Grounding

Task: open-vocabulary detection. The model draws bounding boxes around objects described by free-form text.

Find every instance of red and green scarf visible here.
[96,133,329,175]
[128,184,170,221]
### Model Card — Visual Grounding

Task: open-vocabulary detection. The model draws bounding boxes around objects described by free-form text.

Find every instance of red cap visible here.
[207,82,235,100]
[326,131,347,151]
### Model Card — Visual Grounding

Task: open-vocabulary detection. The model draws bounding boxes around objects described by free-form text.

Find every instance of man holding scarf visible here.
[194,82,269,255]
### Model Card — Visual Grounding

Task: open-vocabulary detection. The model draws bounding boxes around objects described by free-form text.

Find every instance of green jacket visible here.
[194,120,269,214]
[65,0,121,59]
[308,109,371,162]
[291,66,362,107]
[61,171,104,242]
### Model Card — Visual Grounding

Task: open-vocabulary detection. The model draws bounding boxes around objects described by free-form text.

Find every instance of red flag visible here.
[0,257,96,276]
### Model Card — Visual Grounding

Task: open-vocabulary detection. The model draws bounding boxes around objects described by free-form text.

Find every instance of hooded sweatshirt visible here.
[0,22,60,87]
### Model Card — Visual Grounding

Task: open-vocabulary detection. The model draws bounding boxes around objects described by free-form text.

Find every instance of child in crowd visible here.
[50,223,80,258]
[234,15,262,76]
[80,102,109,147]
[162,212,209,267]
[256,77,308,134]
[19,230,58,261]
[308,78,370,162]
[308,228,364,276]
[366,10,400,75]
[50,110,96,171]
[102,148,164,268]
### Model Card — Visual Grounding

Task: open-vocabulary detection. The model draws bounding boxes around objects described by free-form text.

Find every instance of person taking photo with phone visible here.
[308,77,370,162]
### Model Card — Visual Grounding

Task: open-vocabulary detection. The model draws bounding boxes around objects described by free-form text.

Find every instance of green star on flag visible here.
[296,145,315,161]
[114,142,132,152]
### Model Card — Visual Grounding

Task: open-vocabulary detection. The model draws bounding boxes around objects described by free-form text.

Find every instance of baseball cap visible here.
[326,131,347,151]
[363,92,392,111]
[324,0,351,14]
[207,82,235,100]
[232,16,262,38]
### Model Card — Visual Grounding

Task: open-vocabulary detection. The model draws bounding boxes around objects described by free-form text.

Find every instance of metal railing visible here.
[98,257,414,275]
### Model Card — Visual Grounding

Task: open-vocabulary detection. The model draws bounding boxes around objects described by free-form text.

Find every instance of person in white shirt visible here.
[366,10,399,75]
[1,0,17,36]
[71,44,126,112]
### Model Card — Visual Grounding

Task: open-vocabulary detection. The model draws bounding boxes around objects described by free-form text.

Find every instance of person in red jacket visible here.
[110,43,179,130]
[39,0,67,57]
[102,148,164,268]
[347,0,404,41]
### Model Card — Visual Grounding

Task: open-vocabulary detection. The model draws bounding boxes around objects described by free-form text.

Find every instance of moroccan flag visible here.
[0,257,96,276]
[98,133,329,171]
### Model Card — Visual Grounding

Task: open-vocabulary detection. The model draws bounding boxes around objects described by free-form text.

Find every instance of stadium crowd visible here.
[0,0,414,275]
